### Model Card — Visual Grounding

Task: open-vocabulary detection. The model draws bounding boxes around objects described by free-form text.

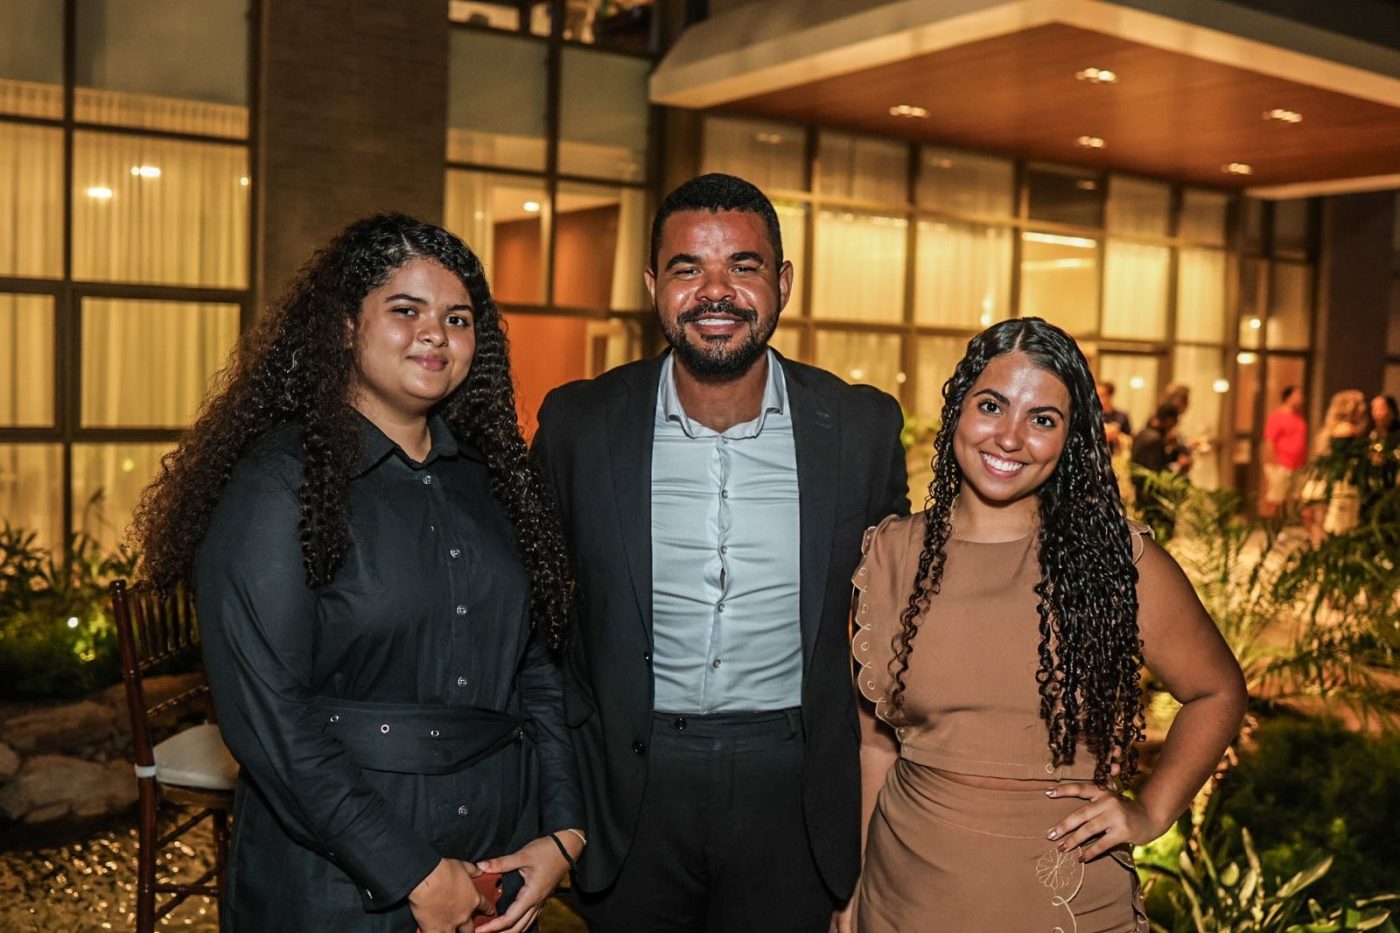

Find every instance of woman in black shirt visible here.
[134,214,583,932]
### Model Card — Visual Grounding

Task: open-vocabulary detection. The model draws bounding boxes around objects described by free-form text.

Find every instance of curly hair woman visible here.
[843,318,1245,932]
[134,214,584,933]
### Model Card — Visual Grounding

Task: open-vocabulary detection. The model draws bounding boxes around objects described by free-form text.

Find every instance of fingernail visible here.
[1047,830,1057,840]
[1044,790,1055,797]
[1057,843,1066,852]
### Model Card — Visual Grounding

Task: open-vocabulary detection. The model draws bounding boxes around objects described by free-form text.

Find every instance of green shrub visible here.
[0,524,137,700]
[1211,716,1400,907]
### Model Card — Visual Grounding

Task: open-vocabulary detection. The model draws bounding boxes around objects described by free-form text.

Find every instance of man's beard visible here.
[660,299,776,380]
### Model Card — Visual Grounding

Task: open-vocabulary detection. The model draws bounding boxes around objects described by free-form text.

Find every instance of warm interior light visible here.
[1248,317,1262,329]
[1212,378,1231,393]
[1236,351,1259,365]
[522,200,541,213]
[1076,135,1106,149]
[1222,163,1254,176]
[1075,67,1118,84]
[1128,376,1146,390]
[66,616,80,629]
[894,371,907,385]
[1263,108,1302,124]
[1023,231,1096,249]
[754,132,784,145]
[239,176,250,186]
[1075,179,1098,191]
[889,104,929,119]
[85,186,113,199]
[130,165,161,178]
[929,157,953,169]
[850,368,866,381]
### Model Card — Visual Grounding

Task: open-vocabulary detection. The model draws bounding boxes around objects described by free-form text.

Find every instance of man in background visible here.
[1260,385,1307,519]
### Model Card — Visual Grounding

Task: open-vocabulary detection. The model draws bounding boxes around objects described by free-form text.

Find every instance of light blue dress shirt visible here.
[650,350,803,714]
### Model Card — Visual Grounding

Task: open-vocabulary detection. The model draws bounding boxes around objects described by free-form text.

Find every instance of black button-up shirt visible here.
[196,415,580,925]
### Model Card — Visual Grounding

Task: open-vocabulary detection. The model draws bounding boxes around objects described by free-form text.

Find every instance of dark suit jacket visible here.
[532,352,909,899]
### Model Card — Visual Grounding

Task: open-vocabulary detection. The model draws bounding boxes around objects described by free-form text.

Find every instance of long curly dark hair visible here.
[888,317,1144,784]
[133,213,573,651]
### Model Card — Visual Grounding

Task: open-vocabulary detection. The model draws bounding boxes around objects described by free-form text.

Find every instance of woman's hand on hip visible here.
[474,832,582,933]
[1045,783,1163,862]
[409,857,483,933]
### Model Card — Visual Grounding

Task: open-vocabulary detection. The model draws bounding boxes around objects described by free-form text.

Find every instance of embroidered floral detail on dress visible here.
[1035,848,1079,891]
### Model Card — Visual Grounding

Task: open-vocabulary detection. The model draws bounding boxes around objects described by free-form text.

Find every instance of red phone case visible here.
[471,872,504,930]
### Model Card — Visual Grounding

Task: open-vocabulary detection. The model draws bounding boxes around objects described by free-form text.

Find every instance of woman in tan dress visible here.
[843,318,1246,932]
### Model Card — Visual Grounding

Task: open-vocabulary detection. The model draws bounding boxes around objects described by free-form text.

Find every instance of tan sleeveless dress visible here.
[851,513,1152,933]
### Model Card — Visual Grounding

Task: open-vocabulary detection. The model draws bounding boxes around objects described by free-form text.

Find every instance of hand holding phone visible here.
[471,872,504,930]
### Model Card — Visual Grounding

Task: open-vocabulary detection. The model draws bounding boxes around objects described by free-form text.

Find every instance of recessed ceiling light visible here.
[1075,179,1098,191]
[1128,376,1146,390]
[129,165,161,178]
[1076,135,1106,149]
[1222,162,1254,176]
[1263,108,1302,124]
[85,186,113,199]
[1212,378,1231,393]
[1248,317,1262,329]
[889,104,929,119]
[1236,351,1259,364]
[1075,67,1118,84]
[522,200,541,212]
[754,132,784,145]
[929,157,954,169]
[1023,231,1097,248]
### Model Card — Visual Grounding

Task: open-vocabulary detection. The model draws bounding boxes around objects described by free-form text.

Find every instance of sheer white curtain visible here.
[0,295,53,425]
[1170,345,1226,490]
[812,212,905,321]
[818,133,907,203]
[775,202,806,316]
[0,121,63,278]
[609,187,647,310]
[918,148,1014,218]
[75,87,246,137]
[702,115,806,193]
[1102,240,1169,339]
[914,220,1011,327]
[814,331,902,398]
[1176,248,1226,342]
[0,444,62,544]
[444,170,498,275]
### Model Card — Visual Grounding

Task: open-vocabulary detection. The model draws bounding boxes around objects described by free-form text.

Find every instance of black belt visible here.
[318,697,526,776]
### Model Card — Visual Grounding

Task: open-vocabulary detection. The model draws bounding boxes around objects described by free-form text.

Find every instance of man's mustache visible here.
[677,300,758,325]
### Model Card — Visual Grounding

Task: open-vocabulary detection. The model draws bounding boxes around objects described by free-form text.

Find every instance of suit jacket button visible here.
[642,652,652,665]
[631,740,647,755]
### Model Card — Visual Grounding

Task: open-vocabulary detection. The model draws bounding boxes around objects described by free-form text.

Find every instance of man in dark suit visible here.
[532,174,908,931]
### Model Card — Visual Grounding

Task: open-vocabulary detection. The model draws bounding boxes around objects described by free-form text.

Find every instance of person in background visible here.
[1131,404,1189,539]
[134,214,583,932]
[1097,380,1132,456]
[1370,394,1399,449]
[1302,389,1369,541]
[1260,385,1307,519]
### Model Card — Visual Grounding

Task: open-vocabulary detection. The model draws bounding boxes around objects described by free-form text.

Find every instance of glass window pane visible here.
[1171,345,1227,489]
[1233,348,1260,433]
[1098,354,1160,442]
[1266,262,1312,349]
[559,48,648,182]
[1102,240,1169,340]
[444,170,548,306]
[72,442,173,554]
[1176,249,1227,343]
[507,314,642,436]
[448,31,547,170]
[81,299,239,428]
[1272,199,1310,257]
[774,201,807,317]
[1385,363,1400,403]
[578,1,654,52]
[1242,198,1265,253]
[75,0,249,137]
[1388,275,1400,357]
[1106,177,1169,238]
[817,132,906,204]
[553,183,648,310]
[72,131,249,287]
[915,335,965,420]
[914,220,1011,328]
[0,444,63,549]
[769,326,801,361]
[1180,189,1228,246]
[1019,232,1099,336]
[702,116,806,193]
[1027,164,1102,228]
[814,331,903,399]
[0,123,63,279]
[812,211,906,322]
[918,147,1013,218]
[0,294,54,427]
[1238,257,1264,349]
[0,0,64,118]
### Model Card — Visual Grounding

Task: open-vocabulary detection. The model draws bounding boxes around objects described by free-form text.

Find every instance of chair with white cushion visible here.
[111,579,238,932]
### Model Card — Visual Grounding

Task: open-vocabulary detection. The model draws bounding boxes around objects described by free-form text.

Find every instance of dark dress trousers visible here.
[532,352,909,903]
[195,417,581,930]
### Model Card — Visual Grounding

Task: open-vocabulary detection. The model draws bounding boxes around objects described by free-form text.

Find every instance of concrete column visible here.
[256,0,448,309]
[1314,191,1396,411]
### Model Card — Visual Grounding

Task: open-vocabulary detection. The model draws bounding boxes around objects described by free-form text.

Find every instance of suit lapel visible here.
[607,356,662,644]
[785,359,840,668]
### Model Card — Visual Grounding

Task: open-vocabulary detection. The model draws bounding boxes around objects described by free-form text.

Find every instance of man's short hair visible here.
[1099,380,1116,396]
[1282,384,1301,403]
[649,173,784,271]
[1153,403,1180,424]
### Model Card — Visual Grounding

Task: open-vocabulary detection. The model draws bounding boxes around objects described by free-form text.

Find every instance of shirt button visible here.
[720,489,729,499]
[449,547,461,558]
[712,658,722,669]
[457,676,469,687]
[455,605,467,615]
[421,475,433,485]
[719,545,728,554]
[717,602,725,612]
[631,740,647,756]
[457,805,469,816]
[642,652,652,665]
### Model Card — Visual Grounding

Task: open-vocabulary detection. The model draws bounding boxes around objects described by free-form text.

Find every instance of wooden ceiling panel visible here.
[726,24,1400,189]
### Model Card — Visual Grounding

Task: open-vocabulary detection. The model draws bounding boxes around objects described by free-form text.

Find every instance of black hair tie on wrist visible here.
[548,831,578,872]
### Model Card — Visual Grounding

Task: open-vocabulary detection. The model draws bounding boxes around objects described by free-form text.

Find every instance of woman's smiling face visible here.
[953,350,1071,509]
